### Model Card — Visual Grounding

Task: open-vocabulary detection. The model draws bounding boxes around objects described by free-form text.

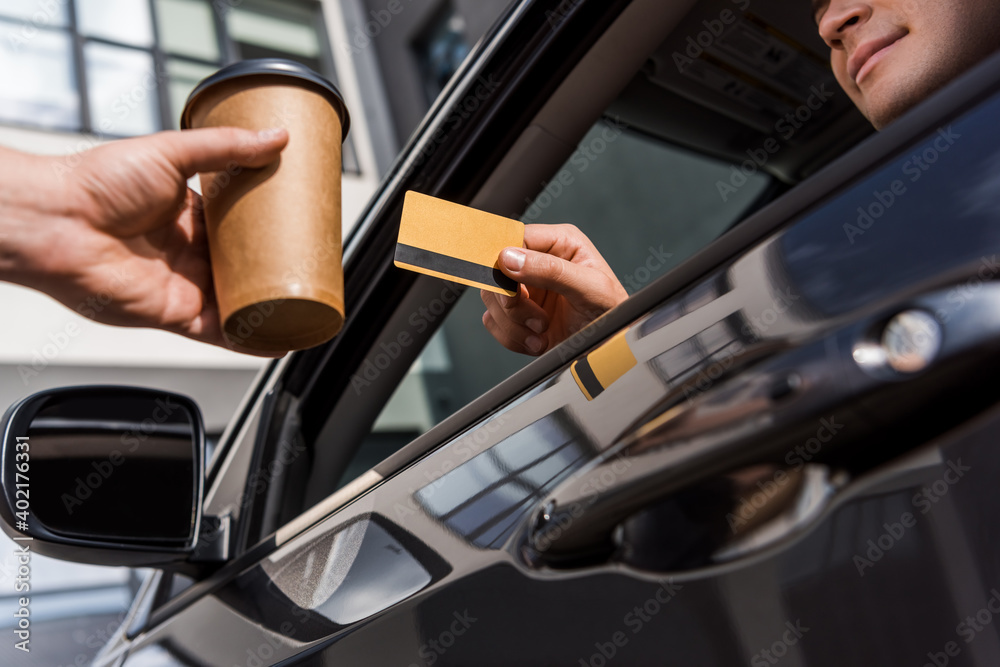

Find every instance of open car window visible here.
[328,118,772,491]
[242,0,870,545]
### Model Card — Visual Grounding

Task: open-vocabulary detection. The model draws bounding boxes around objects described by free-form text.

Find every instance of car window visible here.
[329,118,771,490]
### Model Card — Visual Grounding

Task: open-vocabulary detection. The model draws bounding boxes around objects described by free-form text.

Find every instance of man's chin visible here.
[861,101,902,131]
[858,79,933,131]
[857,54,971,130]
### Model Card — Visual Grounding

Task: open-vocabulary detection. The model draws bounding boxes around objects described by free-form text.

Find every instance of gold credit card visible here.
[394,191,525,296]
[571,329,638,400]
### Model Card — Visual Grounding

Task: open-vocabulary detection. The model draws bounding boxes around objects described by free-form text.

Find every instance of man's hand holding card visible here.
[395,191,628,356]
[394,191,524,296]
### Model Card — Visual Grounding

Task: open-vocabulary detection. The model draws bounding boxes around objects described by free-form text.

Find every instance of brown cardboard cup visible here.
[182,60,351,353]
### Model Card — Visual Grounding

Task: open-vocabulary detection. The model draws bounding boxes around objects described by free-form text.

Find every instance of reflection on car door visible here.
[118,78,1000,666]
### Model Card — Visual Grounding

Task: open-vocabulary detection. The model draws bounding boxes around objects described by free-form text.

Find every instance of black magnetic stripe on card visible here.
[573,356,605,400]
[395,243,518,292]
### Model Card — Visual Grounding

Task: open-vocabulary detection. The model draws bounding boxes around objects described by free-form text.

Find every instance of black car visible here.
[4,0,1000,664]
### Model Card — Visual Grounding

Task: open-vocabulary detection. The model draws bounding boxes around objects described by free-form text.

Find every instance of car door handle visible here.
[524,368,840,564]
[523,280,1000,565]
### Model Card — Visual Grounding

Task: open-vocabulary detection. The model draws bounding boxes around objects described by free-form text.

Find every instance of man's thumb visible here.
[499,247,603,308]
[158,127,289,177]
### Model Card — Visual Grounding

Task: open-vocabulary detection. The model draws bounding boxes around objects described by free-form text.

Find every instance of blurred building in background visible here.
[347,0,512,164]
[0,1,512,663]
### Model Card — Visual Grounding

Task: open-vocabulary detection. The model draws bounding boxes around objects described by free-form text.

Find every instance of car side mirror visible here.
[0,386,207,568]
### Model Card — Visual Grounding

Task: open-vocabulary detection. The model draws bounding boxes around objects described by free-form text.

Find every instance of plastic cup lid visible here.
[181,58,350,140]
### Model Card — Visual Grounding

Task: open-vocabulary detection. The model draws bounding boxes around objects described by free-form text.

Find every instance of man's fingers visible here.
[482,291,546,354]
[522,223,597,259]
[180,300,288,358]
[154,127,289,178]
[497,246,620,315]
[484,285,550,334]
[482,310,546,356]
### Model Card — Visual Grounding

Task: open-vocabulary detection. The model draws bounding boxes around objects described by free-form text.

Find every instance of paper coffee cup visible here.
[181,59,351,352]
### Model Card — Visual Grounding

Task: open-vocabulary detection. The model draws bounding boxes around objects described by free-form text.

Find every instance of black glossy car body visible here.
[64,1,1000,665]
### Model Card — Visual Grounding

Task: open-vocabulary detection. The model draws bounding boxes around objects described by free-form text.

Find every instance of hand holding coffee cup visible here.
[182,59,351,353]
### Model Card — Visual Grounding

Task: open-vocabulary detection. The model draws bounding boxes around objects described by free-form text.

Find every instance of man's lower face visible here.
[827,0,1000,129]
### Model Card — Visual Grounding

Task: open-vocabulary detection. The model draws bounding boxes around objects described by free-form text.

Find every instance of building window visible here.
[412,2,470,105]
[0,0,358,172]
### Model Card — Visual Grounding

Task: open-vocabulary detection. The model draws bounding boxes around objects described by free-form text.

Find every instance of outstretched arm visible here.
[0,127,288,356]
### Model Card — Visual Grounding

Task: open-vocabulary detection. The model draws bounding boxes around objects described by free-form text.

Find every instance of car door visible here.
[103,1,1000,665]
